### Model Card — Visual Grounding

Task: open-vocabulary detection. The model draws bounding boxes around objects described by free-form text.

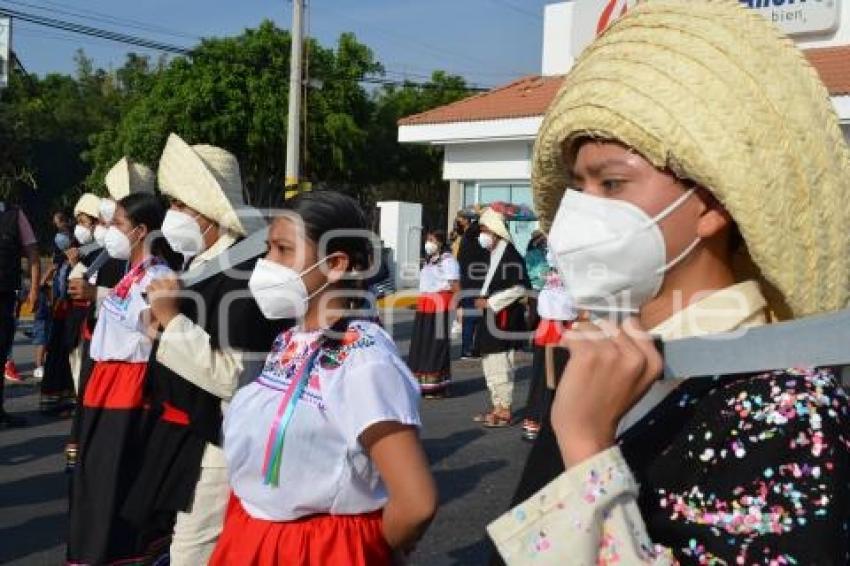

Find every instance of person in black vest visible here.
[471,208,529,428]
[456,209,490,359]
[0,199,41,428]
[123,133,284,565]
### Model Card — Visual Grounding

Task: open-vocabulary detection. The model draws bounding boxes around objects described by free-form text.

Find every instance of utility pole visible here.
[284,0,304,192]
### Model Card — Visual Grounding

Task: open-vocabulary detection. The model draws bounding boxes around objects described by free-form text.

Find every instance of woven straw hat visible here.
[532,0,850,319]
[480,208,512,242]
[73,193,102,220]
[158,133,252,237]
[105,157,155,200]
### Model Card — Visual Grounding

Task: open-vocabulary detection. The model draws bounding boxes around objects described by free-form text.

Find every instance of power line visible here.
[14,21,162,52]
[0,6,192,54]
[309,3,527,77]
[0,5,491,91]
[486,0,542,21]
[0,0,200,41]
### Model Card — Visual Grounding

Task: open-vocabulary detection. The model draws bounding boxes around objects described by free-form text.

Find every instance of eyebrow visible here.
[269,236,296,248]
[573,158,635,178]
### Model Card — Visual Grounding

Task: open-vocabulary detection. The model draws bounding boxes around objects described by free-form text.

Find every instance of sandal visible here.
[473,411,493,423]
[482,410,512,428]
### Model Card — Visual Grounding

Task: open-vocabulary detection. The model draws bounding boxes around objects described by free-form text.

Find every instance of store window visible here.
[458,181,538,254]
[479,184,511,205]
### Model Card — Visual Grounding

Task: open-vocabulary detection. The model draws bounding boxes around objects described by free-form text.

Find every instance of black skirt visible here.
[39,303,74,411]
[407,309,452,395]
[67,361,169,565]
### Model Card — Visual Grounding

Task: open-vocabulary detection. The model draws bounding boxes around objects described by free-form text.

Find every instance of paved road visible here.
[0,310,535,565]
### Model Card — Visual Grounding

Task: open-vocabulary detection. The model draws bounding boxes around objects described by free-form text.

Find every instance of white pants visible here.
[482,350,516,409]
[169,465,229,566]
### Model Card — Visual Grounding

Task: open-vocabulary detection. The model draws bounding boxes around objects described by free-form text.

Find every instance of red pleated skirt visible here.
[210,495,393,566]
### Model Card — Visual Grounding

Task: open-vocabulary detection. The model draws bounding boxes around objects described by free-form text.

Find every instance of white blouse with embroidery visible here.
[89,260,173,363]
[419,252,460,293]
[223,320,422,521]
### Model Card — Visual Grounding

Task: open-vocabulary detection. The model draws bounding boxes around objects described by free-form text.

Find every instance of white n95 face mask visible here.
[162,209,208,258]
[478,232,495,251]
[424,241,439,256]
[248,258,330,320]
[93,225,108,246]
[104,226,137,260]
[547,188,699,314]
[73,225,93,246]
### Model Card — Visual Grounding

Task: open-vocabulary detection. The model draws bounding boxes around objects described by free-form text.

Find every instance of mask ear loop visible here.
[652,188,701,274]
[646,187,697,227]
[300,256,336,303]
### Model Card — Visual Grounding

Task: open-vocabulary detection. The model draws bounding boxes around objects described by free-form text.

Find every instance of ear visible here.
[694,188,733,239]
[325,253,351,284]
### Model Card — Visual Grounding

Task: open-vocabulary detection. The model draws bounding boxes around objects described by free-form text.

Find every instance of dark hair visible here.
[280,190,373,278]
[54,209,71,224]
[427,229,448,253]
[119,193,182,270]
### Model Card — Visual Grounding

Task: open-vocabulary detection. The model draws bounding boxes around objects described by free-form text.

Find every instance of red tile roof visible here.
[399,46,850,126]
[397,75,565,126]
[805,45,850,96]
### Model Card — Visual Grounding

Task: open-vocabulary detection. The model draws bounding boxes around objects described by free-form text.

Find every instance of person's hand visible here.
[146,276,182,328]
[551,316,662,467]
[474,297,489,310]
[68,278,96,302]
[65,247,80,266]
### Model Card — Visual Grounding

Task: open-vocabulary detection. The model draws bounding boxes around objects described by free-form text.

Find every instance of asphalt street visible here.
[0,309,536,565]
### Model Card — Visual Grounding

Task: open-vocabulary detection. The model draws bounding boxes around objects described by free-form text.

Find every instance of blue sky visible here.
[3,0,554,89]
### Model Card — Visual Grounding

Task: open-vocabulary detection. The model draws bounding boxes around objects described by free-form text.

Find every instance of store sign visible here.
[740,0,841,36]
[0,16,10,90]
[571,0,841,58]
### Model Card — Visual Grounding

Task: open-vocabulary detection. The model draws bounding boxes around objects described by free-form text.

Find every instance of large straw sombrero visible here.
[532,0,850,319]
[73,193,102,220]
[105,157,155,201]
[479,208,512,242]
[157,133,254,237]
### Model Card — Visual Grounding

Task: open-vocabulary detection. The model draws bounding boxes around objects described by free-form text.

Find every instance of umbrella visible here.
[486,201,538,221]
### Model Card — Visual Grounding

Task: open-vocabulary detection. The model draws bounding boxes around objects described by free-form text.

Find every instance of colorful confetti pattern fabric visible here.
[489,367,850,565]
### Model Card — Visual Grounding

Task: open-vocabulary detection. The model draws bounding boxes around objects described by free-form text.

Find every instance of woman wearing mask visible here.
[67,193,179,566]
[408,230,460,398]
[489,2,850,564]
[65,159,155,473]
[210,191,437,566]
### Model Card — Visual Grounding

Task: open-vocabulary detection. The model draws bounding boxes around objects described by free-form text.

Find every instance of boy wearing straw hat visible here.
[488,1,850,564]
[472,208,529,427]
[122,133,279,566]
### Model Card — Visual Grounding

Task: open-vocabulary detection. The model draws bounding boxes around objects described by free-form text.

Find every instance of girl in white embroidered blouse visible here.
[211,191,437,566]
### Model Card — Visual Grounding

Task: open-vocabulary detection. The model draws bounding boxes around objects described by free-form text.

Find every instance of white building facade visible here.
[399,0,850,253]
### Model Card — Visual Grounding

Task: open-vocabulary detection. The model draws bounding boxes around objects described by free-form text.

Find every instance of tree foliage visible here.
[1,20,474,241]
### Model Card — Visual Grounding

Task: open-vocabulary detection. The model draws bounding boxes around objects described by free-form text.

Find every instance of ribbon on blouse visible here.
[261,342,323,487]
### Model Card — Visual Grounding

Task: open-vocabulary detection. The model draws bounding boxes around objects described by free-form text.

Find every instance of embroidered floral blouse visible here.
[223,320,422,522]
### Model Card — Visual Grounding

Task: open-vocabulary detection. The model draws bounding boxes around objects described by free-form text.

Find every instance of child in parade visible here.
[67,193,179,565]
[408,229,460,398]
[210,190,437,566]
